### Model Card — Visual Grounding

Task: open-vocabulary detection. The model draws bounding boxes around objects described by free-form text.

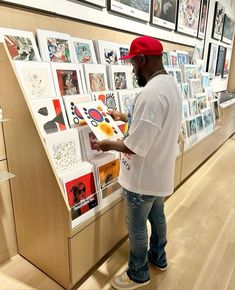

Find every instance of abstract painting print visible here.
[94,40,120,65]
[107,65,133,90]
[151,0,177,30]
[76,100,123,141]
[176,0,201,36]
[212,1,225,40]
[30,98,68,135]
[14,61,56,99]
[119,44,130,65]
[92,91,120,111]
[44,129,82,175]
[72,37,97,64]
[83,64,108,92]
[1,27,41,61]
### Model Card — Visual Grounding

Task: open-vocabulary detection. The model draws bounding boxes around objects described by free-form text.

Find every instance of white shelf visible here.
[0,171,15,182]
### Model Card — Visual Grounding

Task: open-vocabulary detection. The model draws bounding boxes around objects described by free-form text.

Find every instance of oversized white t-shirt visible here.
[118,74,182,197]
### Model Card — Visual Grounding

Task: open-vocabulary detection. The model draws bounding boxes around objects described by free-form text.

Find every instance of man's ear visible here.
[139,54,146,65]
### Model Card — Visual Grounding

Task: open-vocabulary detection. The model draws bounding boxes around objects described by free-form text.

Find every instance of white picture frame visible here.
[107,65,133,90]
[72,37,97,64]
[83,63,109,92]
[94,40,120,65]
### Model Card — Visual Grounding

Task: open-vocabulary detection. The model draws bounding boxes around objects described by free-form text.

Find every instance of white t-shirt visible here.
[118,74,182,197]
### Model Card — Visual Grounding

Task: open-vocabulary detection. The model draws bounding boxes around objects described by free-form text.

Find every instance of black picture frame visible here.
[215,45,226,76]
[221,14,235,45]
[197,0,210,39]
[212,1,225,40]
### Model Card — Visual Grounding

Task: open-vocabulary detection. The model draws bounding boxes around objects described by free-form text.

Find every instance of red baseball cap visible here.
[119,36,163,60]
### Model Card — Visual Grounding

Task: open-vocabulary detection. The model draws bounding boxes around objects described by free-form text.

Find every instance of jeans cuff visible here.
[127,269,150,284]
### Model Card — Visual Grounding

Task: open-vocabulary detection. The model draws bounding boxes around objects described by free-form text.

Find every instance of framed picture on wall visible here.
[176,0,201,37]
[206,43,219,78]
[109,0,151,22]
[215,45,226,76]
[198,0,209,39]
[222,14,235,45]
[222,48,231,78]
[212,1,225,40]
[151,0,177,30]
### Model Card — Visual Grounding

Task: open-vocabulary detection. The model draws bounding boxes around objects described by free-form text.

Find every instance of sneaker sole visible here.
[111,279,150,290]
[149,260,168,271]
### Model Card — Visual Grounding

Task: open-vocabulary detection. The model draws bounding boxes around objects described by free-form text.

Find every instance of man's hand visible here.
[93,139,135,154]
[93,140,113,152]
[107,109,127,123]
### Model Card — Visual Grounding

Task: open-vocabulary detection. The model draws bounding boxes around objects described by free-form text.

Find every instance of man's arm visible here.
[94,139,135,154]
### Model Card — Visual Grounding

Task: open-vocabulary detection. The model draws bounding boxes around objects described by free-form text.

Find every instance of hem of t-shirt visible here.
[118,177,173,197]
[124,138,146,157]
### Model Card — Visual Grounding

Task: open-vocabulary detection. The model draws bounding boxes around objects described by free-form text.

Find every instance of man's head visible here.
[119,36,164,87]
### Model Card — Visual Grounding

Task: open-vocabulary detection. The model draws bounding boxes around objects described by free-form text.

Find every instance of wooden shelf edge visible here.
[0,171,15,182]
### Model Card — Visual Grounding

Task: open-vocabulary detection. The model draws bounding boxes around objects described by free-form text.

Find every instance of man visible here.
[94,35,182,290]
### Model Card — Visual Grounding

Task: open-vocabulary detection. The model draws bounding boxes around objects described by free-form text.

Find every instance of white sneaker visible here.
[111,271,150,290]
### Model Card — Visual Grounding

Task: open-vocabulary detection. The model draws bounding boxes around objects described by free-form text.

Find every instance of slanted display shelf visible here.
[0,171,15,182]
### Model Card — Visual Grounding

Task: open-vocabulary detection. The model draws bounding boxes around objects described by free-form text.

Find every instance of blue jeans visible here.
[123,188,167,283]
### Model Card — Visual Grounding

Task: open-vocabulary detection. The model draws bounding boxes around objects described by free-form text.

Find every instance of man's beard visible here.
[137,75,147,87]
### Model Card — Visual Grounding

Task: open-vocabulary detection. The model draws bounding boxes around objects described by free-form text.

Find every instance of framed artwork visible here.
[36,29,75,63]
[107,65,133,90]
[94,40,120,65]
[169,51,178,67]
[173,68,183,84]
[13,61,56,99]
[118,44,131,65]
[175,50,189,66]
[176,0,201,37]
[195,93,208,112]
[181,64,198,82]
[215,45,226,76]
[62,94,92,127]
[182,100,190,119]
[79,0,106,7]
[109,0,151,22]
[44,129,82,175]
[79,125,100,159]
[201,72,210,89]
[76,100,123,141]
[61,163,98,228]
[30,98,68,135]
[196,114,204,133]
[189,78,203,97]
[181,83,190,99]
[0,27,41,61]
[72,37,97,64]
[118,89,140,115]
[198,0,209,39]
[92,91,120,111]
[192,40,204,62]
[206,43,219,78]
[186,117,197,137]
[83,64,109,92]
[201,108,214,132]
[212,1,225,40]
[162,51,171,67]
[188,98,199,116]
[204,86,214,101]
[51,63,87,96]
[222,14,235,45]
[151,0,177,30]
[222,48,231,78]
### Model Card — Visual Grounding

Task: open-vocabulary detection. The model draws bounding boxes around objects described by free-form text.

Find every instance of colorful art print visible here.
[84,64,108,93]
[188,99,198,116]
[76,101,123,141]
[151,0,177,30]
[206,43,219,78]
[169,52,178,67]
[119,45,130,65]
[1,28,41,61]
[80,0,106,8]
[201,72,210,89]
[189,79,202,97]
[204,86,214,101]
[79,125,100,159]
[118,90,138,114]
[36,29,75,63]
[92,91,120,111]
[198,0,209,39]
[195,93,208,111]
[176,50,189,65]
[110,0,150,21]
[72,37,97,64]
[94,40,120,65]
[162,51,171,67]
[196,114,204,132]
[212,1,225,40]
[176,0,201,36]
[182,100,190,119]
[62,165,98,222]
[222,14,235,45]
[182,65,198,82]
[210,99,220,126]
[174,69,183,84]
[186,117,197,136]
[215,46,226,76]
[62,94,91,127]
[44,129,82,174]
[104,49,118,65]
[14,61,56,99]
[30,98,68,134]
[201,108,213,129]
[114,72,127,89]
[222,48,231,78]
[181,83,189,99]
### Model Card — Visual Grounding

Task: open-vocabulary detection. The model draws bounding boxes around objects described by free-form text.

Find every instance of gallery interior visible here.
[0,0,235,289]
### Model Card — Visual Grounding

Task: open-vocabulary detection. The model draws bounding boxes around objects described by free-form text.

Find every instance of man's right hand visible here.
[107,109,127,123]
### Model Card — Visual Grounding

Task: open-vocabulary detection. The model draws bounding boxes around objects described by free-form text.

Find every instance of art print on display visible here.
[181,83,189,99]
[169,52,178,67]
[51,63,86,96]
[119,45,130,65]
[174,68,183,84]
[201,72,210,89]
[72,37,97,64]
[118,89,140,115]
[151,0,177,30]
[30,98,68,134]
[204,86,214,101]
[195,93,208,112]
[186,117,197,137]
[215,46,226,76]
[196,114,204,132]
[92,91,120,111]
[61,164,98,227]
[83,64,108,92]
[76,101,123,141]
[188,99,199,116]
[79,0,106,8]
[1,28,41,61]
[94,40,120,65]
[79,125,100,159]
[222,48,231,78]
[162,52,171,67]
[37,29,75,63]
[198,0,209,39]
[206,43,219,78]
[192,40,204,62]
[176,50,189,66]
[110,0,151,21]
[176,0,201,36]
[108,65,134,90]
[63,94,91,127]
[14,61,56,99]
[222,14,235,45]
[182,100,190,119]
[44,129,82,175]
[189,79,203,97]
[212,1,225,40]
[201,108,213,131]
[181,65,198,82]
